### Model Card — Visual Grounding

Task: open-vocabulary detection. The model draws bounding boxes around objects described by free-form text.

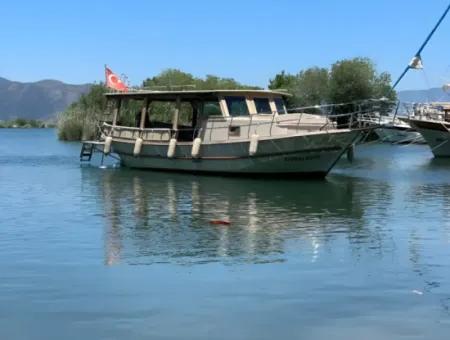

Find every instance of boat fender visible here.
[104,136,113,154]
[249,134,259,156]
[191,138,202,158]
[133,138,143,157]
[167,138,177,158]
[346,143,355,163]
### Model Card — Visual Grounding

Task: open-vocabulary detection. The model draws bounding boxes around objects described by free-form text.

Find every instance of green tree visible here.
[295,68,329,107]
[269,68,329,107]
[142,68,258,90]
[328,57,396,104]
[270,58,396,111]
[142,69,258,125]
[268,71,298,106]
[143,69,196,90]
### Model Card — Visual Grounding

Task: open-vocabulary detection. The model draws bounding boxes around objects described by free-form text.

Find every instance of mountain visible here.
[397,87,450,103]
[0,77,91,121]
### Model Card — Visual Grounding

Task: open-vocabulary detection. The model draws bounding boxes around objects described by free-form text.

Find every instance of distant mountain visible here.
[0,77,91,121]
[397,87,450,103]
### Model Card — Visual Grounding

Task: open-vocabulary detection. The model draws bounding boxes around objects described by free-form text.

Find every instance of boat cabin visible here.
[102,89,331,144]
[104,90,291,141]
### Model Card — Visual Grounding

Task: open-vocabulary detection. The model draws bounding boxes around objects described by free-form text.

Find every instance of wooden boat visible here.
[84,89,365,177]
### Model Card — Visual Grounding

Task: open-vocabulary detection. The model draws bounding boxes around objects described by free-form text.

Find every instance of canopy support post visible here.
[172,96,181,131]
[112,98,121,127]
[139,98,150,129]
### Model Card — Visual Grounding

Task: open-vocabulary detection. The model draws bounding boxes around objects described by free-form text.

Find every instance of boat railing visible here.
[101,123,172,141]
[402,102,449,122]
[100,108,370,143]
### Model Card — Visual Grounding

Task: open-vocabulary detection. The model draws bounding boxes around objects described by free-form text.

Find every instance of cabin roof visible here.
[104,89,291,101]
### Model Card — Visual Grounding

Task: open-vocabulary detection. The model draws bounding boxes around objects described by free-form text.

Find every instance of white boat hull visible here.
[111,130,361,177]
[409,119,450,157]
[374,126,424,144]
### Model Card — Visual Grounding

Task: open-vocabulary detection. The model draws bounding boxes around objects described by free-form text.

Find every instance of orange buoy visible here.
[209,220,231,226]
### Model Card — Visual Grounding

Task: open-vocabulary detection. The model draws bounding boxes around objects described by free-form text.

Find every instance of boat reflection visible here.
[87,170,397,266]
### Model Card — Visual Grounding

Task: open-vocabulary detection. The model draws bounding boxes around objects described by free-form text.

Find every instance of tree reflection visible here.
[87,170,396,266]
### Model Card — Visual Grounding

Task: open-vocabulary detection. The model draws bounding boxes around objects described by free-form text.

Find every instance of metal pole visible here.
[393,3,450,89]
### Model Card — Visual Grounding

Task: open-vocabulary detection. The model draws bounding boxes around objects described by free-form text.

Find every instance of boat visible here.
[374,116,425,144]
[83,89,366,177]
[356,101,424,144]
[406,102,450,157]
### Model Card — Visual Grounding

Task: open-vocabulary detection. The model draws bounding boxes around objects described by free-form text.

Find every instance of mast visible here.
[392,3,450,89]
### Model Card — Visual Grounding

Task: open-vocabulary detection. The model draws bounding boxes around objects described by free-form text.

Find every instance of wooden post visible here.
[112,98,121,126]
[172,96,181,131]
[139,98,149,129]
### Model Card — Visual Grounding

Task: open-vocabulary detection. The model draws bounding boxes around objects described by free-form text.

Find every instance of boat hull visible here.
[374,126,424,144]
[409,119,450,157]
[111,130,361,177]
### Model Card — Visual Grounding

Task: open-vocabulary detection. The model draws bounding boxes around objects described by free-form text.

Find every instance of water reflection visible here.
[81,168,404,265]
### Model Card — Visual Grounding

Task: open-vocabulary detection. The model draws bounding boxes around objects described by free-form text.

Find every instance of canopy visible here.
[104,89,291,101]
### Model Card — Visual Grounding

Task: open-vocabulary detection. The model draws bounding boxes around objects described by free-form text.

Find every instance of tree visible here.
[143,69,196,90]
[293,68,329,107]
[328,57,396,104]
[142,68,258,90]
[270,58,396,111]
[269,68,329,108]
[268,71,298,106]
[141,69,259,125]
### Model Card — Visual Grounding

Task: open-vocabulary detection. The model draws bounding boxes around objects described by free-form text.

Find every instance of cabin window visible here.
[225,96,249,116]
[147,101,193,127]
[201,101,222,117]
[274,97,286,114]
[254,98,272,114]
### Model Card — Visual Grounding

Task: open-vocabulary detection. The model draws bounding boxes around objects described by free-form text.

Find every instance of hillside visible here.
[397,87,450,103]
[0,77,91,120]
[2,74,449,122]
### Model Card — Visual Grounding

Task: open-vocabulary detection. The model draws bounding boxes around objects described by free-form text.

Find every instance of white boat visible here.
[358,110,424,144]
[85,90,365,177]
[374,116,425,144]
[406,102,450,157]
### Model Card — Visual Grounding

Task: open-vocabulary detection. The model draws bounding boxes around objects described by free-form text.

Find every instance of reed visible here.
[57,84,107,141]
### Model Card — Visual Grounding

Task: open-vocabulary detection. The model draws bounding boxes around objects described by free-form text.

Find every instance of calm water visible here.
[1,129,450,339]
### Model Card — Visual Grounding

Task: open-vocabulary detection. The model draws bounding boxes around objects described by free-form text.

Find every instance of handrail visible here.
[101,108,367,143]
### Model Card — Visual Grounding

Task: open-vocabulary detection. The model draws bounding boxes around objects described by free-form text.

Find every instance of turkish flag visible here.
[105,66,128,92]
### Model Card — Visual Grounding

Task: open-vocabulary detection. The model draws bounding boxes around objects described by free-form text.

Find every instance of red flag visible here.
[105,66,128,92]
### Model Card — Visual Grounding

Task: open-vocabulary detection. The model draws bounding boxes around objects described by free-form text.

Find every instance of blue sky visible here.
[1,0,449,90]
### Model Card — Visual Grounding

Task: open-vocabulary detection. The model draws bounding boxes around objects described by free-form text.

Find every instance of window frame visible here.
[224,95,250,117]
[253,97,273,115]
[273,97,287,114]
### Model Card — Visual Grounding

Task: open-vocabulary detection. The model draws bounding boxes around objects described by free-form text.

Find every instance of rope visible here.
[431,138,449,151]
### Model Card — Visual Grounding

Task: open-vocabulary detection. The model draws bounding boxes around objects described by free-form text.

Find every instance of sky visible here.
[1,0,450,91]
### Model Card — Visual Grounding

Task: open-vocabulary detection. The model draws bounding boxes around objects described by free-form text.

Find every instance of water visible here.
[1,129,450,339]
